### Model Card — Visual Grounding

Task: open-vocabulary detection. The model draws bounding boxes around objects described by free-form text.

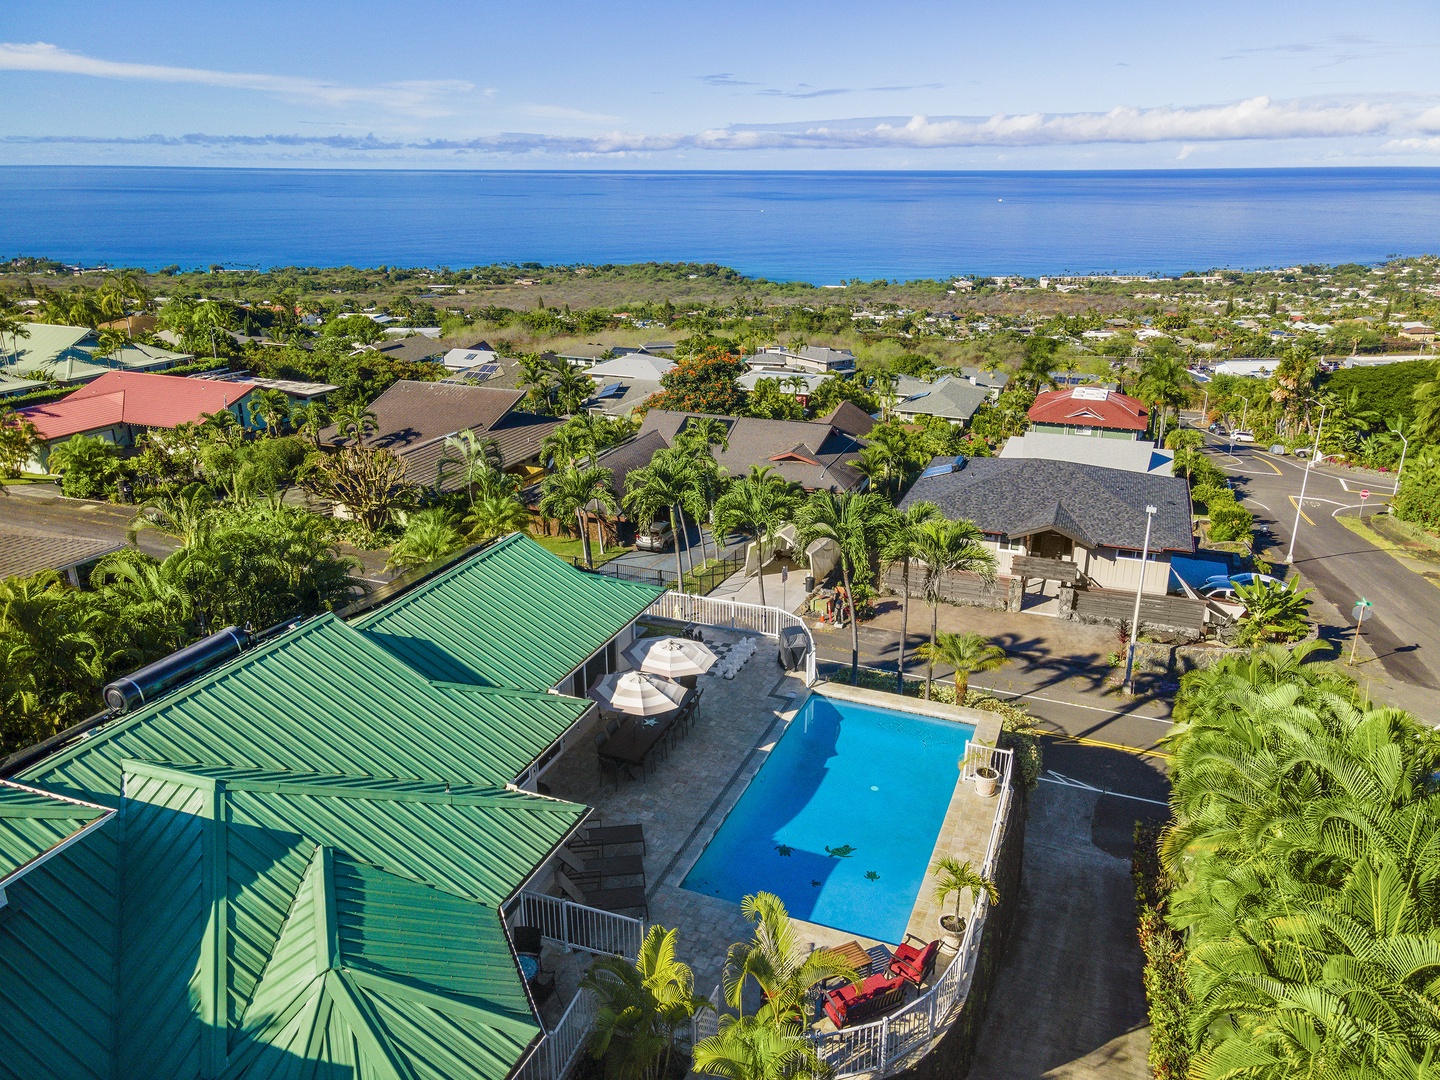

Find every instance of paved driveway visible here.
[967,783,1162,1080]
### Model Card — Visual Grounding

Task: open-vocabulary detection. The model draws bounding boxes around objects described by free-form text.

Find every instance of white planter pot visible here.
[974,767,999,799]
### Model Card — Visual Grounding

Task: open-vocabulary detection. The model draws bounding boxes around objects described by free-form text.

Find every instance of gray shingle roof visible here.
[893,375,991,422]
[898,457,1194,553]
[0,529,123,580]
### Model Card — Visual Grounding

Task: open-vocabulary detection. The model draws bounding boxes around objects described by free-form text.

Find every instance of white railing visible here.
[515,987,597,1080]
[514,891,644,960]
[689,983,722,1049]
[644,591,817,684]
[812,749,1015,1078]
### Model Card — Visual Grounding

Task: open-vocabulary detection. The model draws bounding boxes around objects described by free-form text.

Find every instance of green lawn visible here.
[529,532,631,568]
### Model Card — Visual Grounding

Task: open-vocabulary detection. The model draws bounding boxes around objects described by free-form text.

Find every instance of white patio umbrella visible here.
[623,636,718,679]
[589,671,687,716]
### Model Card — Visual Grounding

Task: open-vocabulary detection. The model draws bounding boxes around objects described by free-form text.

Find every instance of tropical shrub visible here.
[1393,447,1440,530]
[1160,643,1440,1078]
[1230,578,1311,645]
[48,433,123,498]
[1133,823,1191,1080]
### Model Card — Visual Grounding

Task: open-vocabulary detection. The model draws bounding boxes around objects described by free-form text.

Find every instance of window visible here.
[986,533,1024,552]
[1115,549,1162,562]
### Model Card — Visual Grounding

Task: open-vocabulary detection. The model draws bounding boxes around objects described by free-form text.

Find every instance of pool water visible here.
[681,694,974,944]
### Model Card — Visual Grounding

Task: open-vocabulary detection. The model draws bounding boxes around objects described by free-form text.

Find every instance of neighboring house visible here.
[1027,386,1149,440]
[1212,358,1278,378]
[580,354,676,416]
[319,380,560,491]
[0,535,665,1080]
[584,379,662,416]
[737,369,830,402]
[16,370,259,472]
[1,324,192,388]
[957,366,1010,396]
[1000,431,1175,475]
[190,372,338,406]
[898,456,1194,596]
[596,408,874,494]
[890,375,991,428]
[745,345,857,375]
[0,527,123,584]
[1398,322,1436,344]
[360,335,451,365]
[441,342,501,371]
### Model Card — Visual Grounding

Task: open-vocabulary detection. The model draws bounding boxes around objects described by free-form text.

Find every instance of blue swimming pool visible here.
[681,694,975,944]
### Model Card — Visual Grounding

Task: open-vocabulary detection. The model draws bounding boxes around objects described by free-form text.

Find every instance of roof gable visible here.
[322,381,526,449]
[1028,387,1149,431]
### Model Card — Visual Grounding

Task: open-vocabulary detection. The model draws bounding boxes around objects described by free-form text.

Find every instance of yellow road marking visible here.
[1038,730,1171,760]
[1288,495,1315,526]
[1252,452,1285,475]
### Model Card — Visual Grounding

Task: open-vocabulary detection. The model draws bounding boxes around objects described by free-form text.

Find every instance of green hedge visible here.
[1133,822,1191,1080]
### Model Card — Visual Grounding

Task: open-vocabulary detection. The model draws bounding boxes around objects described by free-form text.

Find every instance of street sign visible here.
[1350,598,1372,664]
[1359,488,1370,501]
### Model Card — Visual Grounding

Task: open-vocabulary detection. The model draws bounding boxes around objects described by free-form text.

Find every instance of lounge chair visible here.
[888,938,941,988]
[574,823,646,855]
[581,886,649,918]
[823,972,906,1029]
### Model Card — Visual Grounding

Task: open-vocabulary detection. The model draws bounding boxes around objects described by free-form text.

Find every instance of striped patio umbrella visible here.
[589,671,687,716]
[623,636,718,679]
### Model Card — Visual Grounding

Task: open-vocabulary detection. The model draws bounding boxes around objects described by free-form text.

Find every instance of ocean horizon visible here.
[2,165,1438,283]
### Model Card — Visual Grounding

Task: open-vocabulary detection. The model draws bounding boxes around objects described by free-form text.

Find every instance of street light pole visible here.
[1199,389,1209,428]
[1393,429,1410,498]
[1286,402,1327,564]
[1122,505,1158,695]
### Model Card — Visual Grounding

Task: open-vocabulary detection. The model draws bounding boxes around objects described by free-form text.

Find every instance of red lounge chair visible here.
[888,938,940,988]
[823,972,906,1029]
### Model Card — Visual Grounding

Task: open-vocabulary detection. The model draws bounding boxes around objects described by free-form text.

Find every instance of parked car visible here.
[634,520,674,552]
[1200,572,1284,598]
[1208,422,1226,434]
[1231,430,1256,443]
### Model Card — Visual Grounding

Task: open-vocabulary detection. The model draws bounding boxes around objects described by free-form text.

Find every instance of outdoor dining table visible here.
[597,687,696,777]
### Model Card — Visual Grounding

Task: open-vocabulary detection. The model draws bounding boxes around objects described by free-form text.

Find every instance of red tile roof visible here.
[1027,387,1149,432]
[19,370,256,440]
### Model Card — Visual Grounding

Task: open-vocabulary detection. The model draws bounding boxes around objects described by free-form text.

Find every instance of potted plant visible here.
[931,857,999,952]
[974,764,1001,798]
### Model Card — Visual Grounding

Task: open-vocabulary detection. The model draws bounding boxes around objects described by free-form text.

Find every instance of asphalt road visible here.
[1207,436,1440,697]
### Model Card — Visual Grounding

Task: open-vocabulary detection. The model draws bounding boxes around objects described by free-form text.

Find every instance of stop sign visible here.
[1360,489,1370,500]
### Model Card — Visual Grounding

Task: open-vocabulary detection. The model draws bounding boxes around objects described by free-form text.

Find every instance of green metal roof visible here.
[21,612,591,803]
[357,532,664,690]
[0,780,110,882]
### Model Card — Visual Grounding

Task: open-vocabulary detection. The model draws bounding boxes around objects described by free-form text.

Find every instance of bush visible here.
[1134,822,1191,1080]
[1206,498,1254,543]
[47,433,123,499]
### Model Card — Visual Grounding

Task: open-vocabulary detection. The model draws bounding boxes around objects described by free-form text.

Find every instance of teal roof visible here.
[357,533,664,690]
[22,612,590,803]
[0,781,110,882]
[0,537,650,1080]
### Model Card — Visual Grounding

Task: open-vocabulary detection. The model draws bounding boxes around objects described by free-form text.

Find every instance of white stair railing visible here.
[516,988,598,1080]
[644,592,817,684]
[513,891,644,959]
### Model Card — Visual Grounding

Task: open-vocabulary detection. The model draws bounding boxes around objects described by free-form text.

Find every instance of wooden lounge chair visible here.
[823,972,906,1029]
[888,937,941,988]
[581,886,649,918]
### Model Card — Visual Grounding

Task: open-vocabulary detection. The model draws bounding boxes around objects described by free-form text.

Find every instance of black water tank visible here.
[102,626,250,714]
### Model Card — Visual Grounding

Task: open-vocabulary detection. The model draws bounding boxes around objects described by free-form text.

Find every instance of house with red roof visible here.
[1027,386,1149,440]
[13,369,258,472]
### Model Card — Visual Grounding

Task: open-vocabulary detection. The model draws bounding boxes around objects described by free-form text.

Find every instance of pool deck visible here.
[541,627,1010,1005]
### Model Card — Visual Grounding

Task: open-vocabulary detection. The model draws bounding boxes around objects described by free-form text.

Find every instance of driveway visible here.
[967,782,1161,1080]
[604,527,747,580]
[1205,438,1440,708]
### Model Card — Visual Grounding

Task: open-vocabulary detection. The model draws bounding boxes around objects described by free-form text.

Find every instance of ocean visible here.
[1,166,1437,282]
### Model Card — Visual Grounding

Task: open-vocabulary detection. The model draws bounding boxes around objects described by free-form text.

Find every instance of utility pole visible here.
[1286,403,1327,564]
[1122,505,1158,695]
[1393,428,1410,497]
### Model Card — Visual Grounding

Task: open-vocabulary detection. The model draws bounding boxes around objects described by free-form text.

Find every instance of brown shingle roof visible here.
[0,529,123,580]
[819,401,877,438]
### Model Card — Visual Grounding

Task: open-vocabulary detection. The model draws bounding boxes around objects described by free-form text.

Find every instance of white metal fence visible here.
[515,988,597,1080]
[514,891,645,960]
[689,983,722,1049]
[813,747,1015,1078]
[644,592,817,684]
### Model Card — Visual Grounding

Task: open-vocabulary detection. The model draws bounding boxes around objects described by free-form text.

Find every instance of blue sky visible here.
[3,0,1439,169]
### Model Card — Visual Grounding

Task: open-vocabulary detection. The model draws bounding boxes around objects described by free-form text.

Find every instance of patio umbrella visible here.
[589,671,687,716]
[623,636,718,679]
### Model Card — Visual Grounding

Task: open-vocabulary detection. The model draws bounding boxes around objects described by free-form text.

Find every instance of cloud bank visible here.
[0,42,471,117]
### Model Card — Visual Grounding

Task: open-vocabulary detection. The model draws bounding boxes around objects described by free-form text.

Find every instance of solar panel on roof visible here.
[920,462,957,478]
[596,382,626,399]
[470,363,500,380]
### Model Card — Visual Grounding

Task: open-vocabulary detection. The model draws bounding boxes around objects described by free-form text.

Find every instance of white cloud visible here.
[521,104,623,124]
[0,42,472,117]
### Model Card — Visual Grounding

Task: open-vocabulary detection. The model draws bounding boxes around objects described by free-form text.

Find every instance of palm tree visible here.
[915,518,996,700]
[385,507,466,572]
[552,364,594,416]
[0,305,31,363]
[674,417,731,561]
[916,632,1007,703]
[289,401,330,448]
[582,925,709,1080]
[931,856,998,926]
[193,301,233,359]
[246,388,291,435]
[692,1015,827,1080]
[795,490,894,684]
[540,464,617,569]
[463,492,529,541]
[1137,355,1192,444]
[517,354,556,413]
[880,501,940,693]
[436,429,503,503]
[94,328,127,367]
[624,451,696,584]
[722,892,857,1025]
[333,403,378,444]
[712,467,798,608]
